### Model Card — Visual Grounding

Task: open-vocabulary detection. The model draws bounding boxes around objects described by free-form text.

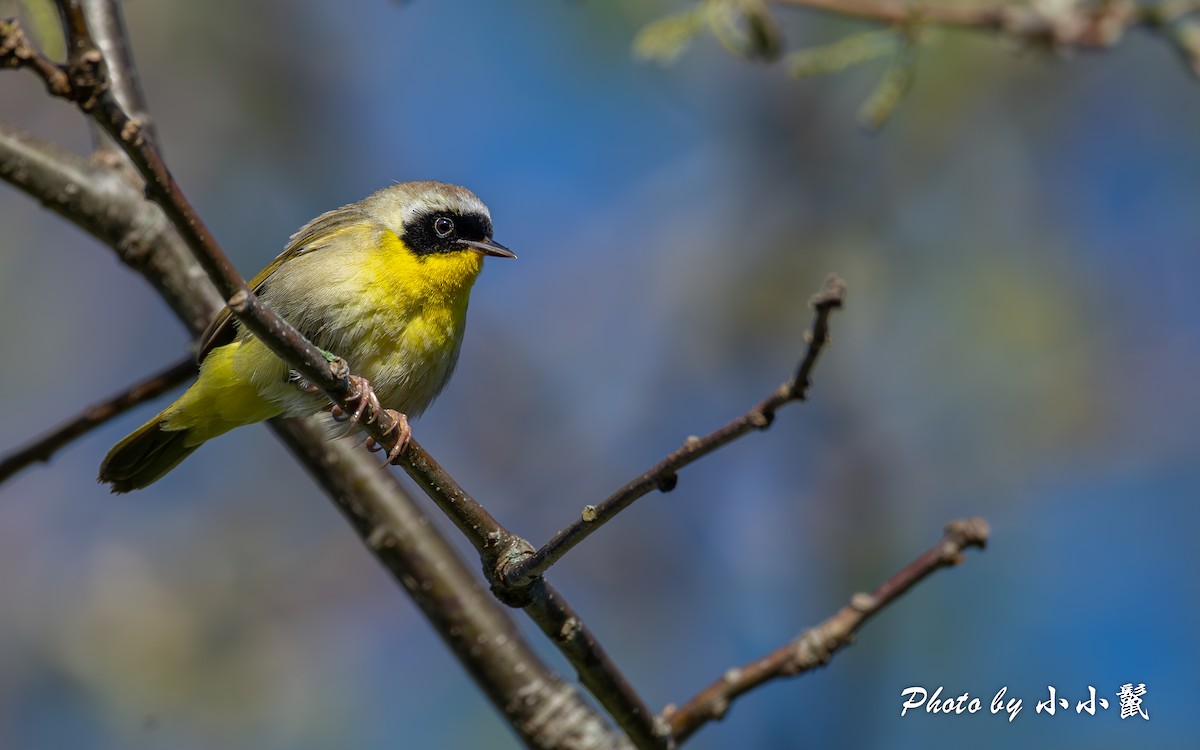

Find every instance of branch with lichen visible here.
[636,0,1200,128]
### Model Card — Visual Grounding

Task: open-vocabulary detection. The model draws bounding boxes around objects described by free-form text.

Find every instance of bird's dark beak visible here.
[461,238,517,259]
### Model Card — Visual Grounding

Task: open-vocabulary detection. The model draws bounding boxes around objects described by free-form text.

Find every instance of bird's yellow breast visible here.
[366,228,486,313]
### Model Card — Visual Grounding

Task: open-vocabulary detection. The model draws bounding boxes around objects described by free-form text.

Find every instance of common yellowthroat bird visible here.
[99,181,515,493]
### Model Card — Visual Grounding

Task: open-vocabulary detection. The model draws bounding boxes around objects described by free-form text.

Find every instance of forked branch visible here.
[499,274,847,588]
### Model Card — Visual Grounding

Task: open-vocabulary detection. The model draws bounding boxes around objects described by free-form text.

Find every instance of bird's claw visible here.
[332,374,383,437]
[364,409,411,467]
[331,376,410,464]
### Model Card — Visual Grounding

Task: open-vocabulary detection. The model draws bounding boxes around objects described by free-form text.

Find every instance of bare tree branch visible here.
[771,0,1200,73]
[664,517,991,743]
[0,355,193,484]
[2,4,999,746]
[4,9,666,745]
[521,580,670,748]
[395,274,846,746]
[3,21,636,745]
[0,124,636,749]
[2,44,846,743]
[499,274,846,588]
[399,443,671,749]
[275,418,636,750]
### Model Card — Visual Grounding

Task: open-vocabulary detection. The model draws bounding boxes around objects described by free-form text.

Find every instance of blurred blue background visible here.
[1,1,1197,748]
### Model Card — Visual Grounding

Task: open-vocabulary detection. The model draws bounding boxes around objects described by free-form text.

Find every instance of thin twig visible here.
[81,0,159,149]
[499,274,847,588]
[664,517,990,743]
[0,18,70,94]
[398,436,520,560]
[0,355,194,484]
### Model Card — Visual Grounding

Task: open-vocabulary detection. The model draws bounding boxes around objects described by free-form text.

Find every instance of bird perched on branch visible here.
[99,181,515,492]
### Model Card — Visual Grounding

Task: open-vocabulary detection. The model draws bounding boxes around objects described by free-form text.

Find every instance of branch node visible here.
[580,504,598,522]
[558,616,582,641]
[653,714,674,740]
[64,48,108,111]
[120,117,145,145]
[492,537,538,592]
[849,591,877,612]
[226,288,249,312]
[809,272,848,310]
[366,525,396,551]
[798,627,833,667]
[657,471,679,492]
[944,516,991,550]
[708,697,730,720]
[748,410,771,429]
[327,355,350,381]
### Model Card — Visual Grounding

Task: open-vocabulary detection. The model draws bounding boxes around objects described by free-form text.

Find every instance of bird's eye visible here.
[433,217,455,238]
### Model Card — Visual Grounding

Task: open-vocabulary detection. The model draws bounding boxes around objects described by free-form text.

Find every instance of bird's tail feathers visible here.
[98,413,200,493]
